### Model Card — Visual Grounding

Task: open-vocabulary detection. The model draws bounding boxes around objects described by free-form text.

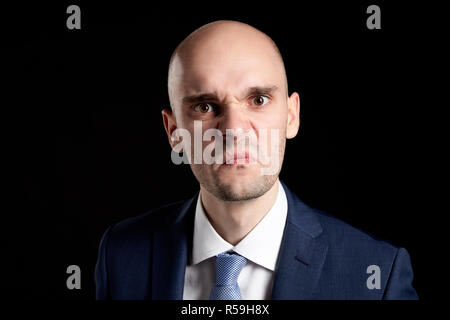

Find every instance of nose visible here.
[217,104,253,135]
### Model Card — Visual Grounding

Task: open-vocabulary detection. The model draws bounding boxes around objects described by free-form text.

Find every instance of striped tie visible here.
[210,252,247,300]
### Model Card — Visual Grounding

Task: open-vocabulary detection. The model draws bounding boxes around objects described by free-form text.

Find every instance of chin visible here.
[216,164,260,181]
[191,162,278,201]
[210,170,277,202]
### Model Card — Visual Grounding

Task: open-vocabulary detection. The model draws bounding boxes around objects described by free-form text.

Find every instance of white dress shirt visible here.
[183,180,288,300]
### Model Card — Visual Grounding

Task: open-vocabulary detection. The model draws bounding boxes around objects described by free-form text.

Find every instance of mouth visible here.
[221,152,257,166]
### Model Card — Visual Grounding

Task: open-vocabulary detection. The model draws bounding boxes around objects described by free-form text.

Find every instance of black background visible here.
[3,1,443,301]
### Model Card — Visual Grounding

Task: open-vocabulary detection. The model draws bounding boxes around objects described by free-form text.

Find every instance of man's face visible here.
[164,24,299,201]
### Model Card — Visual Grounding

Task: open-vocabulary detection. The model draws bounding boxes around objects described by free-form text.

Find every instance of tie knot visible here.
[214,252,247,286]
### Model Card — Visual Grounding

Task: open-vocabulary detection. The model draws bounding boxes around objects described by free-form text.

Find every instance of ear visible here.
[161,108,179,150]
[286,92,300,139]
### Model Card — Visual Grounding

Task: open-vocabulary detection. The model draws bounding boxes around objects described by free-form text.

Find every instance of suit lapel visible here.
[149,183,327,300]
[151,195,197,300]
[271,183,328,299]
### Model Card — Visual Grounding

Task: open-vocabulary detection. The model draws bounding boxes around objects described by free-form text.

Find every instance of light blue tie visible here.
[210,252,247,300]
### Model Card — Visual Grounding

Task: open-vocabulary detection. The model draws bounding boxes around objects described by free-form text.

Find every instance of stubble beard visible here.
[190,137,286,202]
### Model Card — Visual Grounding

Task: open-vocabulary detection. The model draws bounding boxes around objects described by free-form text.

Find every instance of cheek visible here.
[178,122,218,159]
[251,104,288,133]
[253,106,287,158]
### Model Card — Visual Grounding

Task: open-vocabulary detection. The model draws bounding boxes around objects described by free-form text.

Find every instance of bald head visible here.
[167,20,288,110]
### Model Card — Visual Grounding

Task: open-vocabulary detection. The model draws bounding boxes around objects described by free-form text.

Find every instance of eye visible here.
[193,103,215,113]
[251,95,269,107]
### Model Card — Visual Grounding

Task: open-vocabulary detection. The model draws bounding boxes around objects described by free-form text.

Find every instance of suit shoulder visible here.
[306,207,414,299]
[313,208,399,255]
[106,198,194,240]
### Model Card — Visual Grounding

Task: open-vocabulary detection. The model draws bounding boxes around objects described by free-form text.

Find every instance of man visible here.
[94,20,418,299]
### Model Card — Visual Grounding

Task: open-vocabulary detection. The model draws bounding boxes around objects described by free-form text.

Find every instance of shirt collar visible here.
[191,180,288,271]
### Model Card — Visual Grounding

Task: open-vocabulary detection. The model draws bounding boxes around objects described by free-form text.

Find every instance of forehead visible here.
[171,34,285,99]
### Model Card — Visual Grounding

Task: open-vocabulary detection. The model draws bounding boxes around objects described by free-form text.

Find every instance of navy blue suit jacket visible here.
[95,182,418,300]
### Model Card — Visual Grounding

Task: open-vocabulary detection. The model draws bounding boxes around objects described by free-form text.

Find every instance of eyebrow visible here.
[182,85,279,104]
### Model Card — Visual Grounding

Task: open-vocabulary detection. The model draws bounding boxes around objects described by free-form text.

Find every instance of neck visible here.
[200,179,280,246]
